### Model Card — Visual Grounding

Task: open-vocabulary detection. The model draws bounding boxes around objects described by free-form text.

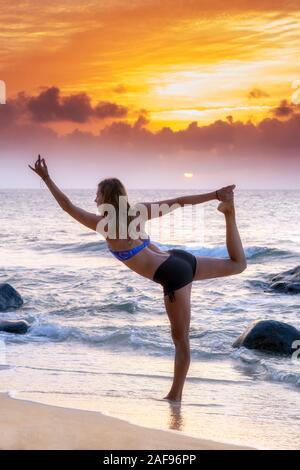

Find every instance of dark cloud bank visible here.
[0,87,299,188]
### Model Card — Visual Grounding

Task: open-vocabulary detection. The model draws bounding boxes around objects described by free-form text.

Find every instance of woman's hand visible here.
[28,155,50,180]
[216,184,236,202]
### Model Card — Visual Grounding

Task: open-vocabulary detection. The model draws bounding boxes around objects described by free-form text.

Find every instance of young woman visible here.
[29,155,247,402]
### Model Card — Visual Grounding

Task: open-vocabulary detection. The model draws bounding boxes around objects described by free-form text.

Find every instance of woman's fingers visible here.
[29,155,43,174]
[29,155,45,174]
[35,155,42,168]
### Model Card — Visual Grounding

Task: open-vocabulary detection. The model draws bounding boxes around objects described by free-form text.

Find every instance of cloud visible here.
[93,101,128,120]
[0,87,128,126]
[248,88,269,99]
[0,91,28,127]
[0,85,299,161]
[1,95,300,189]
[67,108,300,157]
[270,99,299,118]
[26,87,128,123]
[1,92,300,156]
[133,114,150,129]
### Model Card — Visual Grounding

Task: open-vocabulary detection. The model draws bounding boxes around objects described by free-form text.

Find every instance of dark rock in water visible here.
[232,320,300,355]
[0,320,30,334]
[270,266,300,294]
[0,283,24,311]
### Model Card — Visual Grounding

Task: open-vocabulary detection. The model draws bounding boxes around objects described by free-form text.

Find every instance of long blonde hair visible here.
[98,178,136,239]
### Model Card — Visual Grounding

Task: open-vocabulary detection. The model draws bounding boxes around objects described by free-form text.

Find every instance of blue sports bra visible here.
[109,237,151,261]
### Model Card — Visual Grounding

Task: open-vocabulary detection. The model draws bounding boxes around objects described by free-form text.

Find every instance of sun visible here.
[184,172,194,178]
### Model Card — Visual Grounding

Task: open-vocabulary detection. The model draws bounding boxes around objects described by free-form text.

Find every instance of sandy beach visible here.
[0,394,253,450]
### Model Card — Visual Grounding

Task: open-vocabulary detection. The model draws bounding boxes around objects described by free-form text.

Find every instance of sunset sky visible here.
[0,0,299,189]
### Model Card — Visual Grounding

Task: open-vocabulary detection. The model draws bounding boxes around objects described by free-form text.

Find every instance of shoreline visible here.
[0,393,255,450]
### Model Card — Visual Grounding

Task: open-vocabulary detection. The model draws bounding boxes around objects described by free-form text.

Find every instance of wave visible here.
[29,323,140,345]
[190,245,293,260]
[246,279,270,290]
[3,322,171,351]
[32,240,107,255]
[5,320,299,390]
[32,238,294,261]
[231,348,300,389]
[2,320,227,359]
[98,301,138,314]
[47,302,139,317]
[155,243,294,260]
[264,367,300,387]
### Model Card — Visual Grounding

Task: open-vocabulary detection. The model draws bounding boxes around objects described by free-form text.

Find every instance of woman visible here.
[29,155,247,402]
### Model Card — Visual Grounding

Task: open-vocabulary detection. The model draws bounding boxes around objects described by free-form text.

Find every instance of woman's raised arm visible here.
[176,185,235,206]
[138,185,235,220]
[28,155,102,231]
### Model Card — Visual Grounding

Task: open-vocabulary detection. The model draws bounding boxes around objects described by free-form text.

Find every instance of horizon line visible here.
[1,187,300,191]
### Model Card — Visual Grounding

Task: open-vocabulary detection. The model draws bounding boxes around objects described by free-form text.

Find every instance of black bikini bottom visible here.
[153,249,197,303]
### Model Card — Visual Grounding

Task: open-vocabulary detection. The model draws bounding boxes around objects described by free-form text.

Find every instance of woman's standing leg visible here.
[163,283,192,402]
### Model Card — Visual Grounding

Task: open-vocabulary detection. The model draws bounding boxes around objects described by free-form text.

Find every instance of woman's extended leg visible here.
[193,198,247,281]
[163,283,192,402]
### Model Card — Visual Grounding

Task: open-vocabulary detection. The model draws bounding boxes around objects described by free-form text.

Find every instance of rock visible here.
[232,320,300,355]
[0,283,24,311]
[0,320,30,334]
[270,266,300,293]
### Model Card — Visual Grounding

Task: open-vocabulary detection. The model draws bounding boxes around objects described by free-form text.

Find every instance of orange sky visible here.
[1,0,300,132]
[0,0,300,188]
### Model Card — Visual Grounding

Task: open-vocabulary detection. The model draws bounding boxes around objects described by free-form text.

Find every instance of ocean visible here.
[0,188,299,449]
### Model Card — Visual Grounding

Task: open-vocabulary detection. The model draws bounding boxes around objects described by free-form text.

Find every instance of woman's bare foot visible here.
[163,394,181,403]
[217,200,235,216]
[216,184,236,202]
